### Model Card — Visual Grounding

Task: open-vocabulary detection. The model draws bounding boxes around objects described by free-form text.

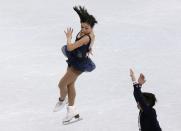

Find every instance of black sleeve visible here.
[133,84,150,111]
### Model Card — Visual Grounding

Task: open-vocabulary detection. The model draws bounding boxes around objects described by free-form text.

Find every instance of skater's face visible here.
[81,23,92,34]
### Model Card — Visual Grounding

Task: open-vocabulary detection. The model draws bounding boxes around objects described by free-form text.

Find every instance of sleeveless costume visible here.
[61,33,96,72]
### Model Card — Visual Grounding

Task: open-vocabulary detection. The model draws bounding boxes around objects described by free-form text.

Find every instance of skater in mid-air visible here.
[53,5,97,124]
[129,69,162,131]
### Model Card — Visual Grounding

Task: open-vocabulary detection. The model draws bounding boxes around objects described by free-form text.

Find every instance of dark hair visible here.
[142,92,157,107]
[73,6,98,28]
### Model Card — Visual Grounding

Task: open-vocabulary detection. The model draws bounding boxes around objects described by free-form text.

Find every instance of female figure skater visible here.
[54,6,97,123]
[130,69,162,131]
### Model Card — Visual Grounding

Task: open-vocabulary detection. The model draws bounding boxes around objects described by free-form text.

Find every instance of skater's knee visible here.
[58,76,69,88]
[58,82,61,88]
[67,82,75,88]
[58,78,65,88]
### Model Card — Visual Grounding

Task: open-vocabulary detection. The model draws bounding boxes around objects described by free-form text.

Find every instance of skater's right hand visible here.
[64,27,73,40]
[130,68,136,82]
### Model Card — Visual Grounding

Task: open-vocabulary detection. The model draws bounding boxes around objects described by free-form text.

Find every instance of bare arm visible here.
[64,28,90,51]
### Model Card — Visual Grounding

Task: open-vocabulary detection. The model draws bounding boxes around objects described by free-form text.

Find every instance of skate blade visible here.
[62,117,83,125]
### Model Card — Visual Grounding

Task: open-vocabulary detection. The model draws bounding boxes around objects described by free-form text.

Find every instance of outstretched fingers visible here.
[64,27,73,38]
[130,68,136,82]
[138,73,146,85]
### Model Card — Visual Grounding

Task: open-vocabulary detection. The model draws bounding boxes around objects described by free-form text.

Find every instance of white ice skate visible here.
[53,97,68,112]
[62,106,82,125]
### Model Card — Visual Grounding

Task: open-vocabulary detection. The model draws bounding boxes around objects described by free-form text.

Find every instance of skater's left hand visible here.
[138,73,146,85]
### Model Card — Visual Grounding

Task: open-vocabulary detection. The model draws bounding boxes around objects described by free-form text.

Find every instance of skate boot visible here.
[62,106,81,124]
[53,97,68,112]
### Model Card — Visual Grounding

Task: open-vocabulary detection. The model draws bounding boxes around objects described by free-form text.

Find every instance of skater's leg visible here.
[58,67,81,101]
[67,67,82,106]
[58,67,74,100]
[62,67,82,122]
[54,69,73,112]
[58,75,68,100]
[67,82,76,106]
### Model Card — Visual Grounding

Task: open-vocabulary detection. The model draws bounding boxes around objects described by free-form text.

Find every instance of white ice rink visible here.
[0,0,181,131]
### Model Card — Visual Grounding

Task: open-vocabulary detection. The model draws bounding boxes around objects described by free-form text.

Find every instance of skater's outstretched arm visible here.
[64,28,90,51]
[130,69,150,111]
[133,84,150,111]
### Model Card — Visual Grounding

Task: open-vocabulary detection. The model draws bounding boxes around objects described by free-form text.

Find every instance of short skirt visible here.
[61,45,96,72]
